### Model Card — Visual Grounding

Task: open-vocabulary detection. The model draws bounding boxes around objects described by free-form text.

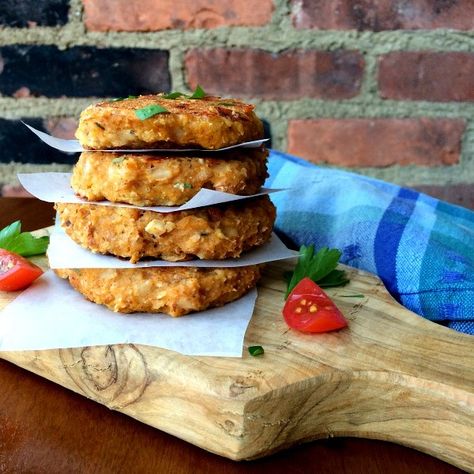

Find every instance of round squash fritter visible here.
[76,95,263,150]
[55,196,276,263]
[71,148,268,206]
[54,266,261,317]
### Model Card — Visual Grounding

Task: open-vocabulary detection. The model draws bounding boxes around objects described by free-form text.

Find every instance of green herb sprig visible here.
[285,245,349,299]
[134,85,207,119]
[0,221,49,257]
[135,104,169,120]
[162,91,186,99]
[248,346,264,357]
[109,95,138,102]
[188,85,206,99]
[162,85,207,100]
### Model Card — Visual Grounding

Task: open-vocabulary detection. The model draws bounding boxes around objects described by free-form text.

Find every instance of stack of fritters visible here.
[55,94,276,316]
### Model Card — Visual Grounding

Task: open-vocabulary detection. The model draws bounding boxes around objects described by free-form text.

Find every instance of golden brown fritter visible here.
[55,266,261,316]
[75,95,264,150]
[71,148,268,206]
[55,196,276,263]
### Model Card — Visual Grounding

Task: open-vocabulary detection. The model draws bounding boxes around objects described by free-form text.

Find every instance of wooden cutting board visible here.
[0,234,473,471]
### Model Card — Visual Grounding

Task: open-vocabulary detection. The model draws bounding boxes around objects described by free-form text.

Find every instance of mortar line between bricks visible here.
[2,98,474,120]
[357,50,379,100]
[0,163,73,189]
[269,0,292,29]
[256,100,474,119]
[460,119,474,167]
[333,163,474,186]
[168,49,187,92]
[67,0,85,28]
[0,28,473,52]
[264,115,289,151]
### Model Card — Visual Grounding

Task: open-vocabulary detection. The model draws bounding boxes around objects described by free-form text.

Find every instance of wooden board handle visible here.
[241,265,474,469]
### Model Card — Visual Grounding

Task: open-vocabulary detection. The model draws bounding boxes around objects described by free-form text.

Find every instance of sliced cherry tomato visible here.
[0,249,43,291]
[283,277,348,333]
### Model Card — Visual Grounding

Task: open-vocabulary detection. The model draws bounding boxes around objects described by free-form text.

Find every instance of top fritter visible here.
[75,94,264,150]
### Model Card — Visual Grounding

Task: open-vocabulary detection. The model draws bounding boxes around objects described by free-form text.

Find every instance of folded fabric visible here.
[266,150,474,335]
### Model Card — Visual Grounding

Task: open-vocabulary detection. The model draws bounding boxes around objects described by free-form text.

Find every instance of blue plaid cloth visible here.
[266,150,474,335]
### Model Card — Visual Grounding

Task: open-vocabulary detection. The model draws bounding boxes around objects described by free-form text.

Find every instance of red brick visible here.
[13,86,31,98]
[287,118,465,167]
[379,52,474,103]
[292,0,474,31]
[1,184,33,198]
[43,117,77,139]
[379,52,474,102]
[83,0,274,31]
[185,49,364,100]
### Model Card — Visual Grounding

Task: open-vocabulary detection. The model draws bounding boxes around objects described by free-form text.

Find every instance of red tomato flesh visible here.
[283,277,348,333]
[0,249,43,291]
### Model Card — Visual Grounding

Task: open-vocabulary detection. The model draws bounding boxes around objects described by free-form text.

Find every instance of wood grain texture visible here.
[0,231,473,471]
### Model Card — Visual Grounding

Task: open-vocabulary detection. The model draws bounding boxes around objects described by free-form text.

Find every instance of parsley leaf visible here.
[189,84,206,99]
[135,104,169,120]
[134,86,206,119]
[110,95,138,102]
[162,85,207,100]
[163,91,186,99]
[317,269,350,288]
[285,245,348,298]
[0,221,21,247]
[0,221,49,257]
[248,346,264,357]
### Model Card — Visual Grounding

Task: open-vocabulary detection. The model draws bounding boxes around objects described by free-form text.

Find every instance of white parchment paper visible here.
[19,172,282,213]
[47,227,298,269]
[23,123,269,153]
[0,271,258,356]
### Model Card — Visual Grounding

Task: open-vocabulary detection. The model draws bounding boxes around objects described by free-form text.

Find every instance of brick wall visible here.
[0,0,473,209]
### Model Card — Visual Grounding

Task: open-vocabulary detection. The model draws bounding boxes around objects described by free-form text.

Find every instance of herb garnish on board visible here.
[285,245,349,299]
[0,221,49,257]
[248,346,264,357]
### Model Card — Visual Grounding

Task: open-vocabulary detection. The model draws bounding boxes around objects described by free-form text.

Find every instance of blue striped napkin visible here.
[265,150,474,335]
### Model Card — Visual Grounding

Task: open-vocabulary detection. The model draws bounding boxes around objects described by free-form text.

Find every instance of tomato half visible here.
[0,249,43,291]
[283,278,348,333]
